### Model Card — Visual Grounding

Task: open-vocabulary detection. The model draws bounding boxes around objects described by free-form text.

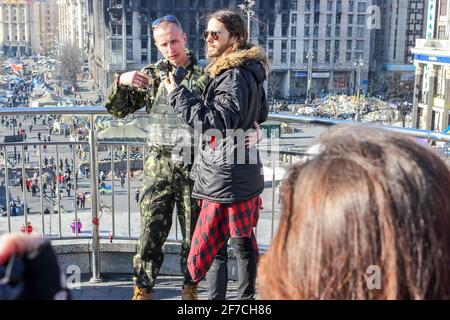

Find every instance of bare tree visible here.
[370,71,413,102]
[57,46,82,85]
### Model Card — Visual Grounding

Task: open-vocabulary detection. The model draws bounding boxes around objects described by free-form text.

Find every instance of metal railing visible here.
[1,106,449,283]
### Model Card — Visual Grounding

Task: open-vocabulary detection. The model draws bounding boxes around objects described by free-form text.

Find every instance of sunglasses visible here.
[152,15,181,29]
[203,30,222,40]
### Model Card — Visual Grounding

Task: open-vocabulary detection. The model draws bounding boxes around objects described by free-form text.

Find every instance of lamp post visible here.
[238,0,255,43]
[306,49,314,105]
[354,56,364,101]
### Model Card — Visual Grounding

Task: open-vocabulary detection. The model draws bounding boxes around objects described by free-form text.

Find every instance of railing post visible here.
[89,115,101,283]
[271,137,276,240]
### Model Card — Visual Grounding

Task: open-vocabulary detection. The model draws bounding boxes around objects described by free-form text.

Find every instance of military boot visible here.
[181,283,198,300]
[132,286,153,300]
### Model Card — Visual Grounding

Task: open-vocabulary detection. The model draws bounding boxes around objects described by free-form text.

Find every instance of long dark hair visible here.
[207,10,250,50]
[258,125,450,299]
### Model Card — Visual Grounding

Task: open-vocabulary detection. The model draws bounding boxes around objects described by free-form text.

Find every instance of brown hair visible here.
[258,125,450,299]
[207,10,250,50]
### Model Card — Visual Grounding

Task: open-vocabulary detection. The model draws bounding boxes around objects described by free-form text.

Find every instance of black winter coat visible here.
[169,46,269,203]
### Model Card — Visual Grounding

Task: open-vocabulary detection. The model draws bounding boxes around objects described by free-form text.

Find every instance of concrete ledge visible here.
[51,239,250,281]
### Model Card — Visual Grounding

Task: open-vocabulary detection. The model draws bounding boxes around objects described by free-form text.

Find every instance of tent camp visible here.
[97,122,148,142]
[30,91,61,107]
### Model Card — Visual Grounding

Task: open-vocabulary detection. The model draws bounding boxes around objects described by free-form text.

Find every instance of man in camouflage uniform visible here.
[104,16,207,300]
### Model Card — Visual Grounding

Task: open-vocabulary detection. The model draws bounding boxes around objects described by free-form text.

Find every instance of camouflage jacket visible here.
[104,50,208,147]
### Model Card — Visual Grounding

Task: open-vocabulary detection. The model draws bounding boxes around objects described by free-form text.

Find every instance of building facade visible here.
[56,0,88,50]
[411,0,450,131]
[373,0,427,83]
[86,0,378,98]
[0,0,58,57]
[263,0,375,99]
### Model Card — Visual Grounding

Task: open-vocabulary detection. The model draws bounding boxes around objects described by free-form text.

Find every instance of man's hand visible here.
[118,71,151,89]
[246,122,264,148]
[164,73,179,94]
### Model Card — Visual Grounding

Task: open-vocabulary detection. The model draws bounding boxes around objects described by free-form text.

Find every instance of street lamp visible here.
[305,49,314,105]
[354,56,364,101]
[238,0,255,42]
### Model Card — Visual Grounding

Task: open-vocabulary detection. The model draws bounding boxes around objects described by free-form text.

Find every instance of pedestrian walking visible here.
[135,189,140,205]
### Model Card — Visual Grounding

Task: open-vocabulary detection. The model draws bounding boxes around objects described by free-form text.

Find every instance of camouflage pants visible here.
[133,147,199,290]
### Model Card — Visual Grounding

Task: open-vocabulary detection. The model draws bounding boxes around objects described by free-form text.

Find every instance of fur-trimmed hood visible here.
[207,45,269,82]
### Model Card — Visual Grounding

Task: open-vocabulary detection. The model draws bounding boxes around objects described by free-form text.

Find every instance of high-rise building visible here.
[86,0,377,98]
[56,0,89,50]
[0,0,58,57]
[260,0,376,98]
[411,0,450,131]
[374,0,427,81]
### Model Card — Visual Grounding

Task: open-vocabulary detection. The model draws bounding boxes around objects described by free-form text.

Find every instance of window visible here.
[305,0,311,12]
[326,40,331,51]
[304,26,310,37]
[314,26,319,37]
[141,39,148,49]
[357,15,365,25]
[291,39,297,49]
[327,0,333,11]
[335,40,340,51]
[281,53,287,63]
[291,0,298,10]
[314,13,320,24]
[358,2,366,13]
[292,14,297,24]
[348,14,353,24]
[346,52,352,61]
[327,14,332,25]
[304,40,309,51]
[305,14,311,24]
[335,27,340,37]
[141,53,147,63]
[112,24,122,35]
[141,25,148,35]
[349,1,354,12]
[291,52,296,63]
[334,53,340,63]
[347,40,352,50]
[357,27,364,38]
[325,51,330,63]
[347,27,353,37]
[292,27,297,36]
[440,0,448,16]
[111,39,122,50]
[282,40,287,51]
[126,39,133,60]
[438,25,446,39]
[326,26,331,37]
[356,40,364,50]
[269,40,274,50]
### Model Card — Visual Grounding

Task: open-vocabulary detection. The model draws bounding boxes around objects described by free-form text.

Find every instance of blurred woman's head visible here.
[258,125,450,299]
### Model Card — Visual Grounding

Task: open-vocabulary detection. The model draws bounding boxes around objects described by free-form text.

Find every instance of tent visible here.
[30,91,62,107]
[97,122,148,142]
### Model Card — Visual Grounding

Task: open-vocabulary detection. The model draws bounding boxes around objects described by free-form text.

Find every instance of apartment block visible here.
[0,0,58,57]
